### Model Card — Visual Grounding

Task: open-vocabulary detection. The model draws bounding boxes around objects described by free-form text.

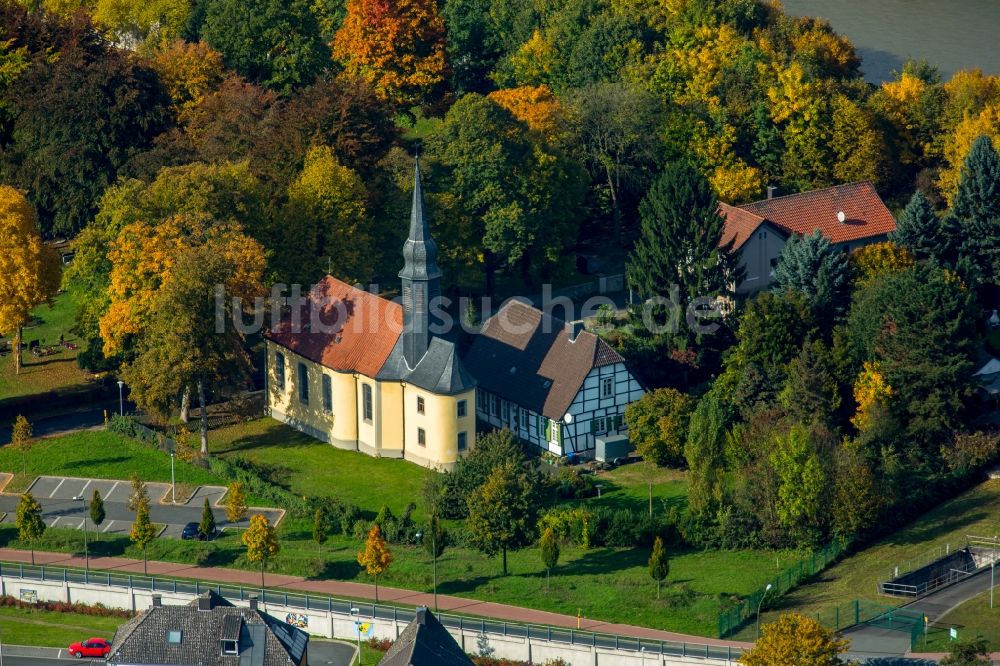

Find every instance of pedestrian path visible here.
[0,547,749,649]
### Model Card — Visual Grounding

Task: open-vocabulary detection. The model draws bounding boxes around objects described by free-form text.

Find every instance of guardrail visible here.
[877,557,980,597]
[0,561,742,662]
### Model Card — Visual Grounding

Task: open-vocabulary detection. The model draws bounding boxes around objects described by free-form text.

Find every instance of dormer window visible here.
[221,640,238,655]
[167,630,182,645]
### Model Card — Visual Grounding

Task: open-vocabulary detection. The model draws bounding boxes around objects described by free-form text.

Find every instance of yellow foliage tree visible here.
[938,104,1000,204]
[488,85,567,143]
[243,514,280,593]
[739,613,849,666]
[357,524,392,601]
[850,242,914,286]
[150,40,225,113]
[852,361,893,432]
[93,0,193,49]
[332,0,449,108]
[0,186,61,375]
[503,30,556,88]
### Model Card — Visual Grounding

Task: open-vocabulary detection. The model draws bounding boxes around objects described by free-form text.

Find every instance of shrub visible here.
[0,594,134,618]
[207,457,309,516]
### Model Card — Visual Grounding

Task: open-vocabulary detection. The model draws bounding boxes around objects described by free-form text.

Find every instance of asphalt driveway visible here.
[0,475,283,539]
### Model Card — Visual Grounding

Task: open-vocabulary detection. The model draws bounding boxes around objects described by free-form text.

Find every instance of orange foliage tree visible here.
[357,524,393,600]
[332,0,449,109]
[488,85,568,143]
[150,40,225,113]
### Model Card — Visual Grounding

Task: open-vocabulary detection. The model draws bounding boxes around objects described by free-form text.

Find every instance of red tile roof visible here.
[264,276,402,378]
[720,181,897,249]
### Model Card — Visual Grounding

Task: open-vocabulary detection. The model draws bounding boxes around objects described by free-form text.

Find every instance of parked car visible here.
[68,638,110,658]
[181,521,216,541]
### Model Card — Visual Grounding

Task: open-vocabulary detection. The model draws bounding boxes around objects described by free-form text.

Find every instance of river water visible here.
[781,0,1000,83]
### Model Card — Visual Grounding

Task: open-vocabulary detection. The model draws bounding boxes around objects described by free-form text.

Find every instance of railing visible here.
[0,561,742,662]
[717,541,844,638]
[877,556,981,598]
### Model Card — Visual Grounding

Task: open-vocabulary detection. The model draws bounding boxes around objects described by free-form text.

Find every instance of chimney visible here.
[415,607,427,625]
[568,320,585,342]
[151,595,162,608]
[198,592,212,612]
[248,594,259,611]
[767,185,776,199]
[837,210,846,224]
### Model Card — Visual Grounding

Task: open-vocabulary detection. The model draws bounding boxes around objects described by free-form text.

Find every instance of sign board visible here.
[950,627,959,640]
[285,613,308,628]
[18,589,37,604]
[354,621,373,638]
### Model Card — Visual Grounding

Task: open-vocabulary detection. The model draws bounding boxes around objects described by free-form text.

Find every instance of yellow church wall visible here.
[265,342,337,445]
[329,370,358,447]
[356,378,378,455]
[403,385,476,470]
[378,381,405,457]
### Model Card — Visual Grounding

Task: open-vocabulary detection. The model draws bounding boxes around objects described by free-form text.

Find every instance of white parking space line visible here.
[49,516,60,527]
[48,478,66,498]
[103,520,115,533]
[79,479,92,498]
[108,481,120,501]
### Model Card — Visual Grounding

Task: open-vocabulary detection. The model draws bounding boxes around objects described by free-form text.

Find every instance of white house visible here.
[463,300,645,457]
[720,181,898,294]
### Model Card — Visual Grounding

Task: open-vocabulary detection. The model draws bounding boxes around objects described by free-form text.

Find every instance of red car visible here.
[68,638,110,658]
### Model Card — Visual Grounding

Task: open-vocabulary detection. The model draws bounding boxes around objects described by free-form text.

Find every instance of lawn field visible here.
[0,604,125,648]
[733,479,1000,640]
[922,588,1000,650]
[0,430,226,494]
[0,288,90,402]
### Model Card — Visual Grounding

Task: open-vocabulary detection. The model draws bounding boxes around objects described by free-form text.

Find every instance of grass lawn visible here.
[574,460,689,515]
[0,605,125,647]
[210,418,433,520]
[732,479,1000,640]
[922,588,1000,650]
[0,288,90,402]
[0,430,226,494]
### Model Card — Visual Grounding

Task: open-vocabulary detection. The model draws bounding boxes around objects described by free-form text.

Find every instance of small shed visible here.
[595,434,630,463]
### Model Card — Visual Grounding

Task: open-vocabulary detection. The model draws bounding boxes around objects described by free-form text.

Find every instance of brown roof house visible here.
[106,592,308,666]
[378,608,472,666]
[464,299,645,458]
[719,181,897,294]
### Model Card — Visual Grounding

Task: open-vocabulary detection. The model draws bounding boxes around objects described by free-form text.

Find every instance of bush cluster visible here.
[0,594,134,618]
[537,506,681,550]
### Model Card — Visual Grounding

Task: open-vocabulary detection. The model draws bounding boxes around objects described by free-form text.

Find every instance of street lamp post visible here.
[117,381,125,416]
[755,583,773,641]
[170,452,176,503]
[72,496,89,574]
[350,607,361,666]
[416,531,438,611]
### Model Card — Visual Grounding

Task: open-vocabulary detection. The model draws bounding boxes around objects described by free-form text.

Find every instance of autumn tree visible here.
[90,489,106,541]
[849,242,914,287]
[198,0,330,94]
[648,535,669,599]
[739,614,848,666]
[93,0,193,48]
[127,473,148,512]
[357,524,392,601]
[466,460,539,576]
[199,497,216,539]
[0,187,61,374]
[15,492,44,565]
[851,361,893,433]
[539,526,559,589]
[149,40,225,113]
[243,514,280,593]
[624,388,693,467]
[225,482,248,530]
[10,414,32,477]
[129,496,157,574]
[488,85,568,144]
[333,0,449,109]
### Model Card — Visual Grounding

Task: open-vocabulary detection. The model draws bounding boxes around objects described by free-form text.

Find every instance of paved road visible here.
[843,567,995,659]
[0,401,132,445]
[0,476,283,539]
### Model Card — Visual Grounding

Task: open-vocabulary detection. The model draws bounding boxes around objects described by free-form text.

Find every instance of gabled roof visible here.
[264,276,403,378]
[463,300,625,420]
[379,608,472,666]
[108,596,307,666]
[720,181,897,250]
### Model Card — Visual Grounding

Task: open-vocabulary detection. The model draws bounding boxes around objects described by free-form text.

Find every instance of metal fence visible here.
[0,561,743,662]
[717,541,844,638]
[814,599,924,649]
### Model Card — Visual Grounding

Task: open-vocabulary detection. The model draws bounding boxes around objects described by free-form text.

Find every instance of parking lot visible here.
[0,476,283,539]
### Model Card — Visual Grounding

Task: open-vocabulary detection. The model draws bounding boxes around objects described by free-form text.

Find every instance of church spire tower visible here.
[399,159,441,368]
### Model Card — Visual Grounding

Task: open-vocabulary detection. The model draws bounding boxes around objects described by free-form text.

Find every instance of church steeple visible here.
[399,160,441,367]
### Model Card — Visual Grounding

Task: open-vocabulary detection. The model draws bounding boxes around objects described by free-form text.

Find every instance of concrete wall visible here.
[0,575,736,666]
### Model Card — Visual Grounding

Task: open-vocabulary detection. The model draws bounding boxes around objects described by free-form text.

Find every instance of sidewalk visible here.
[0,548,749,649]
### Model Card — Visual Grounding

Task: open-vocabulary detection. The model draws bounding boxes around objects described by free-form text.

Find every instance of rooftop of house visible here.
[720,181,897,250]
[107,592,308,666]
[463,299,625,420]
[378,608,473,666]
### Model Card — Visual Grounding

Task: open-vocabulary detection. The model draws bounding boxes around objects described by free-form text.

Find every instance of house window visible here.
[590,418,607,435]
[418,428,426,446]
[457,400,467,418]
[536,415,544,437]
[417,396,425,414]
[167,631,182,645]
[501,399,509,421]
[221,640,238,655]
[298,363,309,404]
[322,375,332,413]
[362,384,373,422]
[275,353,285,391]
[520,409,529,428]
[458,432,468,451]
[490,394,499,417]
[601,377,614,398]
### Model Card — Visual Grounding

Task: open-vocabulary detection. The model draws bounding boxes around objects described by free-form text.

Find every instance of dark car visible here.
[68,638,110,658]
[180,522,204,541]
